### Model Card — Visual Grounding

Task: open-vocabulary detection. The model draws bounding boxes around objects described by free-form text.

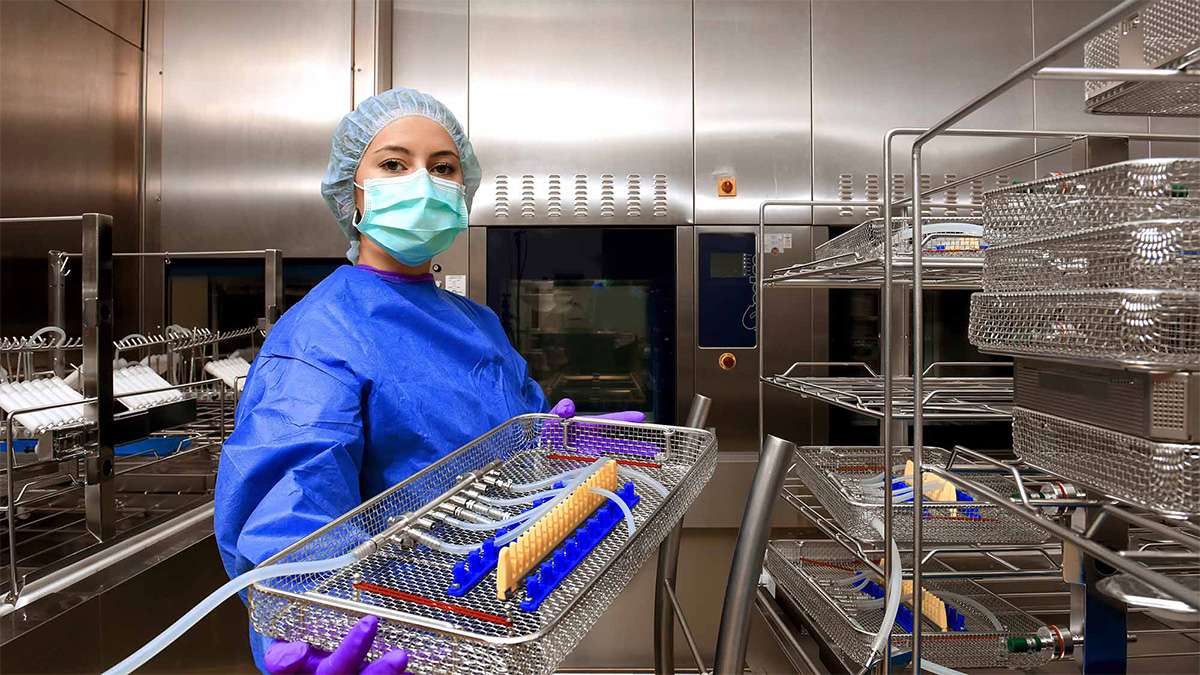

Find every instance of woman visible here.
[214,89,639,673]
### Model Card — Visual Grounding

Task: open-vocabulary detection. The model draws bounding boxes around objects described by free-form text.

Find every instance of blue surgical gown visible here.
[213,265,547,667]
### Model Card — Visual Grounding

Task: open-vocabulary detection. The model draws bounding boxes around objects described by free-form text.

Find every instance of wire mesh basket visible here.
[816,217,985,262]
[763,540,1052,670]
[1013,406,1199,516]
[969,289,1200,368]
[793,446,1051,545]
[1083,0,1200,116]
[248,414,717,675]
[982,159,1200,247]
[981,218,1200,292]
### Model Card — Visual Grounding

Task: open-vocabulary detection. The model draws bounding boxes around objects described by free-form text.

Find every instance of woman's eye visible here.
[380,159,405,172]
[432,163,456,176]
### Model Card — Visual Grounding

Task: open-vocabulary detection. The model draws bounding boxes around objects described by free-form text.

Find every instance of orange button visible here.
[717,176,736,197]
[719,352,737,370]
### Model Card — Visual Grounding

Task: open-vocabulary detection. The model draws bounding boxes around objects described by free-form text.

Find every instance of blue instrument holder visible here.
[446,492,558,598]
[520,481,640,612]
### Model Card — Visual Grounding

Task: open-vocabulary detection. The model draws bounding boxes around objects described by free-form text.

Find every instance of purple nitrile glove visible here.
[265,616,410,675]
[549,397,645,423]
[550,397,576,418]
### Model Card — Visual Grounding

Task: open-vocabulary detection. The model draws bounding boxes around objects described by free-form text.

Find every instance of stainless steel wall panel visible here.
[160,0,352,256]
[467,0,693,226]
[392,0,468,127]
[694,0,812,224]
[1,0,141,336]
[811,0,1037,224]
[1032,0,1150,176]
[58,0,143,47]
[1149,115,1200,160]
[393,0,471,287]
[353,0,394,106]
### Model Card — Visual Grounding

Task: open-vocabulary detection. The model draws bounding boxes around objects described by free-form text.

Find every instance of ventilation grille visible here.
[865,174,880,218]
[573,174,588,218]
[1151,377,1189,433]
[487,172,672,221]
[943,173,958,217]
[520,175,535,218]
[494,174,510,218]
[652,174,668,217]
[599,174,615,217]
[547,174,562,218]
[626,174,642,217]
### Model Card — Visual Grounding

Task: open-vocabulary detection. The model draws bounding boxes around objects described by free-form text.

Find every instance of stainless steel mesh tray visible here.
[248,415,717,674]
[1084,0,1200,116]
[969,289,1200,368]
[982,159,1200,247]
[981,219,1200,293]
[764,540,1052,670]
[1013,406,1199,516]
[794,446,1051,545]
[816,217,985,261]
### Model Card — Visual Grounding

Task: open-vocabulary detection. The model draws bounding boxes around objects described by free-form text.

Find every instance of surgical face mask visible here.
[353,169,468,266]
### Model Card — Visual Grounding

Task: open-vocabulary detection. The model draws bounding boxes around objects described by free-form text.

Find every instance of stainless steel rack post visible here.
[903,1,1197,670]
[654,393,712,675]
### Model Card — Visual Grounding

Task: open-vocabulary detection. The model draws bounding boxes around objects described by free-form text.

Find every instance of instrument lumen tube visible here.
[475,488,562,507]
[590,486,636,538]
[937,591,1004,631]
[617,465,668,498]
[434,508,540,532]
[495,458,606,547]
[105,552,359,675]
[507,467,588,492]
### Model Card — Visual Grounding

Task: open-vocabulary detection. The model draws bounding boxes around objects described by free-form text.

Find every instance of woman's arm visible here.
[215,355,366,577]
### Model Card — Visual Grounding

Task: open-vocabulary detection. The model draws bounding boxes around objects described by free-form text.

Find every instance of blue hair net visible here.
[320,88,481,261]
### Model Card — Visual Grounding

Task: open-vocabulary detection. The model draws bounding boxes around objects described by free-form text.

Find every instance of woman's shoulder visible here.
[439,287,503,327]
[258,266,366,357]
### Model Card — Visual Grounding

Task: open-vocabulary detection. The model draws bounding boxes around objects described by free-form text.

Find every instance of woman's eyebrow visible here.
[429,149,460,160]
[371,144,412,155]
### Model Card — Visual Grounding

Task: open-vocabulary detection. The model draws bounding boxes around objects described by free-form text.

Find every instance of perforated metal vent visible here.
[1151,376,1189,435]
[865,174,881,217]
[493,174,510,218]
[520,175,535,218]
[573,174,588,218]
[652,174,668,217]
[626,174,642,218]
[943,174,959,217]
[599,174,615,217]
[485,172,674,221]
[547,174,562,218]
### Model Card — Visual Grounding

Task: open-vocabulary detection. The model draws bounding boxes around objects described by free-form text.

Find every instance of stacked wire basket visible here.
[763,541,1053,670]
[1083,0,1200,116]
[970,158,1200,516]
[815,216,986,262]
[249,415,716,675]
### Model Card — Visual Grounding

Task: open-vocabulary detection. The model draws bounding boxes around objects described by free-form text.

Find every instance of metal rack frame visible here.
[762,361,1013,421]
[707,2,1200,672]
[0,214,277,606]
